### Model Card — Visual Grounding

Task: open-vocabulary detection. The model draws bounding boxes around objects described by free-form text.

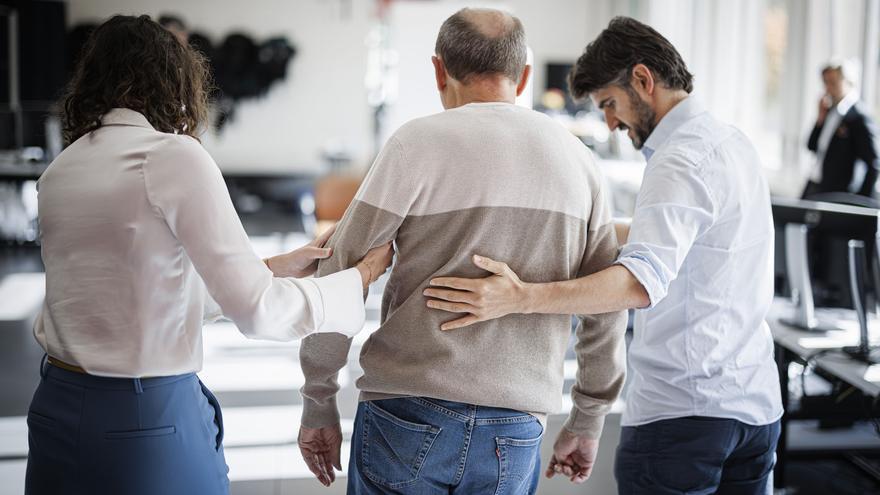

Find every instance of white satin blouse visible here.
[34,108,365,378]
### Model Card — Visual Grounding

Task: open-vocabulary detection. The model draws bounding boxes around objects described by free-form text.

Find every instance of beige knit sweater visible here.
[300,102,627,438]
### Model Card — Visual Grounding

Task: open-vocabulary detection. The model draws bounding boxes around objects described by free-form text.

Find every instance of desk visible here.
[769,300,880,488]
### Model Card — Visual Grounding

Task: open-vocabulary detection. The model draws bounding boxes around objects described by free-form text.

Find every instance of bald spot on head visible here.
[434,7,527,84]
[458,8,516,39]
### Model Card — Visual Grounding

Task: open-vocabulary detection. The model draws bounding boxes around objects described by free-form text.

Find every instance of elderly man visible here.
[427,17,783,495]
[297,8,627,494]
[803,58,880,198]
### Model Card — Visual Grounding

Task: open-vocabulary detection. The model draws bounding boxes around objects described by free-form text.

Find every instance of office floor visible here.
[0,241,879,494]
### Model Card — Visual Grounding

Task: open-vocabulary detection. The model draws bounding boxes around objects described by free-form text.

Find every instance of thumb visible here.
[330,446,342,471]
[472,254,507,275]
[305,247,333,260]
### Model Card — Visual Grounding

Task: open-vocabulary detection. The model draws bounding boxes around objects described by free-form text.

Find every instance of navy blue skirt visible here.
[25,357,229,494]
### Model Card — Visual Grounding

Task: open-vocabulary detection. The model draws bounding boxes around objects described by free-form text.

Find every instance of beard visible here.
[623,86,656,150]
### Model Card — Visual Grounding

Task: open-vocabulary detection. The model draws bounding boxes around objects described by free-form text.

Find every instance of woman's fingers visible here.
[313,223,337,248]
[365,243,394,275]
[302,246,332,260]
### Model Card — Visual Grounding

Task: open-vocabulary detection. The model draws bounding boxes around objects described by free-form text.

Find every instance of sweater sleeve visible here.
[299,136,419,427]
[563,180,629,438]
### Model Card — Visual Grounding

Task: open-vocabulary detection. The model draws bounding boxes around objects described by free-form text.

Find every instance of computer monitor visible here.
[772,197,880,339]
[773,198,880,363]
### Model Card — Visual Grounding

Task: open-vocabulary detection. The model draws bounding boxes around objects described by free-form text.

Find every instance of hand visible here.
[545,428,599,484]
[355,242,394,291]
[298,424,343,487]
[424,254,528,330]
[266,224,337,278]
[818,94,832,123]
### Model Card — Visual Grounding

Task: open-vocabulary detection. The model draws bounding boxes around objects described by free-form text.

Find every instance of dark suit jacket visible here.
[807,101,880,197]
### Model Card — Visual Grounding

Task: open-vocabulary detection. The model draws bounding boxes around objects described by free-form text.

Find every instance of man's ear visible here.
[432,56,447,92]
[515,64,532,97]
[631,63,655,97]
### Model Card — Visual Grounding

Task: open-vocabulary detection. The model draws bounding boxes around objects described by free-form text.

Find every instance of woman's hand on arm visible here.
[263,223,395,292]
[265,224,338,278]
[354,242,395,291]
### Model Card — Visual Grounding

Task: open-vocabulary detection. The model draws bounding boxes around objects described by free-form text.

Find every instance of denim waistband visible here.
[398,396,538,425]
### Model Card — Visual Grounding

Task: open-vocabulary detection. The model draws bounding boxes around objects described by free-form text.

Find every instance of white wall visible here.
[381,0,608,142]
[65,0,877,186]
[66,0,375,174]
[66,0,611,174]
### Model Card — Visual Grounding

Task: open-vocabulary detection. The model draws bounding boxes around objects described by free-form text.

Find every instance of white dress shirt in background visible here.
[616,97,784,427]
[34,108,365,378]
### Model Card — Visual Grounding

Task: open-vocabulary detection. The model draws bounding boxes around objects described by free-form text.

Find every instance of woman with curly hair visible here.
[25,15,392,495]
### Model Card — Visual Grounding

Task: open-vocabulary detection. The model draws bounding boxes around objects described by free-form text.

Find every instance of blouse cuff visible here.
[305,268,366,338]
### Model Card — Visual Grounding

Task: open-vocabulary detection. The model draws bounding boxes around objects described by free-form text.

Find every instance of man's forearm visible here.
[523,265,649,315]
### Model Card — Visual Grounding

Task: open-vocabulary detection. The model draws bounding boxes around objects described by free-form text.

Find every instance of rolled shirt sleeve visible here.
[616,154,716,308]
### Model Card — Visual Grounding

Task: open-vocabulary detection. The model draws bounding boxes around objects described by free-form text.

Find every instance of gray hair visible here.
[434,8,527,83]
[822,57,861,86]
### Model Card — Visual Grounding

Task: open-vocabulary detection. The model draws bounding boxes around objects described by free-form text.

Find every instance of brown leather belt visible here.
[47,356,87,374]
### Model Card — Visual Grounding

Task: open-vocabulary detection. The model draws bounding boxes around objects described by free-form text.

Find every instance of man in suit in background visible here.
[803,59,880,199]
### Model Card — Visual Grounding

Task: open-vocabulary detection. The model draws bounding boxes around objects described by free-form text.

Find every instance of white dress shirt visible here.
[811,91,860,182]
[616,97,783,427]
[34,108,366,378]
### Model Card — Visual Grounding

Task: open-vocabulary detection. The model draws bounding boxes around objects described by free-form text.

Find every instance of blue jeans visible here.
[615,416,781,495]
[26,358,229,495]
[348,397,544,494]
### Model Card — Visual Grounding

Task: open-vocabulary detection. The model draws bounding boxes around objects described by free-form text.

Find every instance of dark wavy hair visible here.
[569,16,693,99]
[60,15,211,144]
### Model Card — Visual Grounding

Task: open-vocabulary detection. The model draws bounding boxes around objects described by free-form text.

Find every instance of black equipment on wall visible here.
[205,31,297,131]
[0,0,67,152]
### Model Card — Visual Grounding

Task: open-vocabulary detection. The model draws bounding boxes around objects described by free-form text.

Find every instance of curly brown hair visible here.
[60,15,212,144]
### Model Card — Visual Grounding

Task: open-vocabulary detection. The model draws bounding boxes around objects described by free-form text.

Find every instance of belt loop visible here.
[39,353,48,379]
[133,378,143,395]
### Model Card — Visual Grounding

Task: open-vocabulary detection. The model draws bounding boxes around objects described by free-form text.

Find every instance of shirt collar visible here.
[835,91,859,115]
[100,108,155,129]
[640,96,705,162]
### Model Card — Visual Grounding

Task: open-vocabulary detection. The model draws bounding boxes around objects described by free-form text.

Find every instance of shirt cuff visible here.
[305,268,366,338]
[616,254,666,309]
[202,281,224,323]
[562,405,606,439]
[301,396,341,428]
